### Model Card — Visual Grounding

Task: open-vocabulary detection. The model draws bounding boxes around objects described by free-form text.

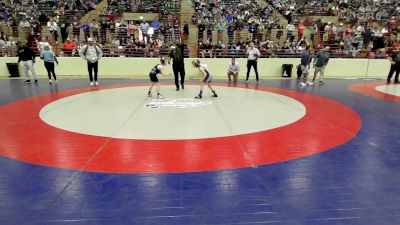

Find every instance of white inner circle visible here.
[39,86,306,140]
[375,84,400,97]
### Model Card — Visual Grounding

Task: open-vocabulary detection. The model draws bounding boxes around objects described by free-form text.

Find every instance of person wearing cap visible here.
[17,42,37,83]
[79,38,103,86]
[40,45,58,84]
[312,46,330,84]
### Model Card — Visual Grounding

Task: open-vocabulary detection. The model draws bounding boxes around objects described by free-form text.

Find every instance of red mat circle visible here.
[0,84,361,173]
[348,81,400,102]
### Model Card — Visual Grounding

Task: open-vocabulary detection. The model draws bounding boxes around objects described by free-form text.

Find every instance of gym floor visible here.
[0,78,399,225]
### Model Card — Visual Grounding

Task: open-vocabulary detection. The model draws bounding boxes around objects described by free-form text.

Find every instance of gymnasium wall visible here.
[0,57,391,79]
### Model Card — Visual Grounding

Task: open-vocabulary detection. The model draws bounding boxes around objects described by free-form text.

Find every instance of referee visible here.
[245,42,261,83]
[17,42,38,83]
[169,42,186,91]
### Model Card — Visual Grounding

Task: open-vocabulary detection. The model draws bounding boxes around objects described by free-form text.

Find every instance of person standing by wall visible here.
[227,57,240,83]
[387,48,400,83]
[298,45,313,87]
[169,42,186,91]
[245,42,261,83]
[79,38,103,86]
[312,46,330,84]
[17,42,37,83]
[40,45,58,84]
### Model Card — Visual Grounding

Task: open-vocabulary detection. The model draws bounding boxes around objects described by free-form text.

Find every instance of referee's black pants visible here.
[387,62,400,82]
[246,60,259,81]
[173,63,185,89]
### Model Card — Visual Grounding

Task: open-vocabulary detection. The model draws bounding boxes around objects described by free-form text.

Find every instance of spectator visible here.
[248,21,257,41]
[19,17,31,29]
[100,18,109,44]
[63,38,76,56]
[90,19,100,41]
[128,21,137,38]
[198,21,205,41]
[313,46,330,84]
[299,45,313,87]
[297,20,305,39]
[286,21,295,42]
[47,18,58,41]
[37,37,51,53]
[183,22,189,43]
[216,20,225,43]
[79,38,103,86]
[60,22,69,43]
[40,45,58,84]
[72,16,81,38]
[140,19,150,43]
[81,21,90,41]
[112,36,120,48]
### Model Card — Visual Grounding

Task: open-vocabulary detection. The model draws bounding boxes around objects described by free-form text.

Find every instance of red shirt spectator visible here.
[108,13,117,22]
[63,40,76,51]
[388,17,397,29]
[297,23,305,37]
[345,26,353,36]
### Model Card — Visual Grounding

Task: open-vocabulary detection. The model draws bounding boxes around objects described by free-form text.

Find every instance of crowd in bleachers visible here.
[193,0,281,42]
[268,0,400,24]
[92,0,185,57]
[1,0,399,59]
[0,0,188,58]
[194,0,400,58]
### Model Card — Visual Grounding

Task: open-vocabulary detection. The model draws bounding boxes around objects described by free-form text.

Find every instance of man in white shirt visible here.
[47,18,58,32]
[47,17,58,41]
[19,17,30,28]
[79,38,103,86]
[227,57,240,83]
[37,37,51,53]
[246,42,261,83]
[286,22,295,41]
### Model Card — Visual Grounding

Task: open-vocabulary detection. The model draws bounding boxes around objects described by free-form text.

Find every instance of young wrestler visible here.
[192,59,218,99]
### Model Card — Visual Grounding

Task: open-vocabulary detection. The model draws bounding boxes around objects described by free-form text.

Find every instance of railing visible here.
[1,45,391,59]
[196,48,393,59]
[0,46,189,58]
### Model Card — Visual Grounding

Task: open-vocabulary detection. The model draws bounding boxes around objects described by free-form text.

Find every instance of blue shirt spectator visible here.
[216,22,225,32]
[226,14,233,23]
[40,47,57,63]
[151,21,160,28]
